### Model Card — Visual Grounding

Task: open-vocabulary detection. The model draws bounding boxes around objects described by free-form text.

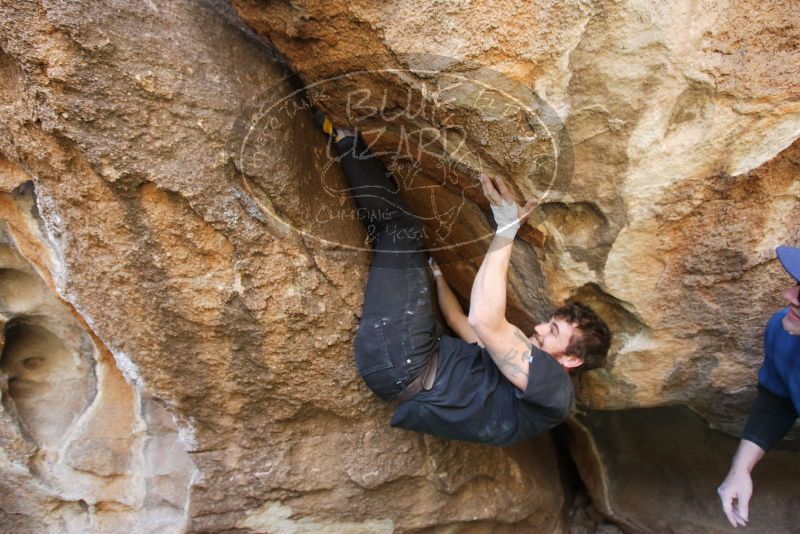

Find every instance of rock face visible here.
[0,1,567,532]
[0,0,798,532]
[228,0,800,427]
[230,0,800,530]
[0,181,196,532]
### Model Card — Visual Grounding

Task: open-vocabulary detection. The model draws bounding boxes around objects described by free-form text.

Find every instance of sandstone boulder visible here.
[1,0,798,530]
[228,0,800,432]
[228,0,800,530]
[0,0,569,531]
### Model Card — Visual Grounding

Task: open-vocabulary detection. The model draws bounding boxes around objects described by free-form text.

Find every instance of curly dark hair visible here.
[552,302,612,371]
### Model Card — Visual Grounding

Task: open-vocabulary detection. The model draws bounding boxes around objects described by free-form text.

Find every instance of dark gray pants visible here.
[335,134,442,400]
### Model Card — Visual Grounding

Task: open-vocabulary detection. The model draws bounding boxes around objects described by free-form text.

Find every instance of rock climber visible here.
[717,245,800,528]
[316,112,611,446]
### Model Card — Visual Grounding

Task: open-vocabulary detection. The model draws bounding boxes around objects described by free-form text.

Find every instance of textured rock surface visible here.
[0,0,567,532]
[226,0,800,530]
[0,0,798,532]
[0,182,196,532]
[229,0,800,431]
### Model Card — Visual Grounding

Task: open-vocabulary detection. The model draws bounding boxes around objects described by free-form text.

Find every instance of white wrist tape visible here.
[492,200,520,239]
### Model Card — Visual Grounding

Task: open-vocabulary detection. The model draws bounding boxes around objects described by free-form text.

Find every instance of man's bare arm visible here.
[431,259,484,346]
[489,322,535,386]
[468,233,533,390]
[467,174,537,391]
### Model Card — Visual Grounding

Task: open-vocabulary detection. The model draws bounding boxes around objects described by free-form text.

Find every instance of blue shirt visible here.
[758,308,800,412]
[390,334,573,446]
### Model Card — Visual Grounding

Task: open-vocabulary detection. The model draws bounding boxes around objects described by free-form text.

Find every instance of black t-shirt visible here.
[390,334,573,446]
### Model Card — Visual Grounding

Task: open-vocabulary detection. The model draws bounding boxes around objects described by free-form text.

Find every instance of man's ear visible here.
[560,354,583,369]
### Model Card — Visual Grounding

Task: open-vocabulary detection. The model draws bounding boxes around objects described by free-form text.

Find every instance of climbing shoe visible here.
[313,109,338,139]
[313,109,357,142]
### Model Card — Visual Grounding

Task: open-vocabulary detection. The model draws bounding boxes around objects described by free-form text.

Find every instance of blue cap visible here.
[776,245,800,282]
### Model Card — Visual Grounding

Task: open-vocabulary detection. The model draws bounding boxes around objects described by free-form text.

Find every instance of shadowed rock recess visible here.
[0,0,797,532]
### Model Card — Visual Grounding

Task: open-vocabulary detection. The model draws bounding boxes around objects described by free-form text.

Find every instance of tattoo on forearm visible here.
[495,347,529,379]
[491,326,533,380]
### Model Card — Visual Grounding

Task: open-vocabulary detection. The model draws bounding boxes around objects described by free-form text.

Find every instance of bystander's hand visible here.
[718,468,753,528]
[718,439,764,528]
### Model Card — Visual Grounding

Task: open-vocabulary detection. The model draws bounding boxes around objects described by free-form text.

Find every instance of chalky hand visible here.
[478,173,537,239]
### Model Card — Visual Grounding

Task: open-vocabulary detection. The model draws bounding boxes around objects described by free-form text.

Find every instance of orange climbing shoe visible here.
[313,109,356,142]
[313,109,338,138]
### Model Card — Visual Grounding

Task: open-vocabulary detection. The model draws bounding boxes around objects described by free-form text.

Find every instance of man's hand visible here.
[717,439,765,528]
[478,173,537,238]
[428,256,442,278]
[718,468,752,528]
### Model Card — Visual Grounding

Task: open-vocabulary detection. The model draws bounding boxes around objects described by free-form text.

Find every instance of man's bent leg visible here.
[354,220,443,399]
[334,134,416,234]
[335,134,442,400]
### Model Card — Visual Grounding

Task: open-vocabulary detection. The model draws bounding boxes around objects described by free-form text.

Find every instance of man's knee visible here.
[354,318,395,377]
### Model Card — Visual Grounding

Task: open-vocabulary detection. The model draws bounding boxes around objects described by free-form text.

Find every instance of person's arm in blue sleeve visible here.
[717,386,797,529]
[718,313,797,529]
[741,384,797,451]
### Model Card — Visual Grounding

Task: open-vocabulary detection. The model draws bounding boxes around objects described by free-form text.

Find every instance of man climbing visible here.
[717,245,800,528]
[317,113,611,446]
